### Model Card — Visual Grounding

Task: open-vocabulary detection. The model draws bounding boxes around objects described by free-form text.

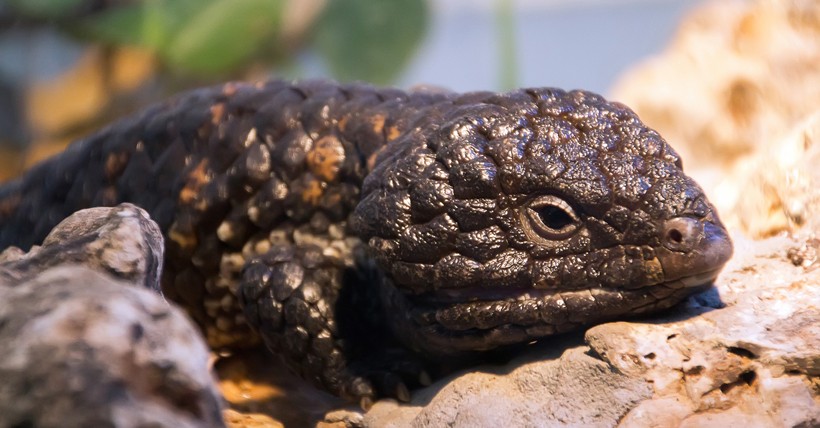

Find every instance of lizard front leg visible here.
[238,243,431,407]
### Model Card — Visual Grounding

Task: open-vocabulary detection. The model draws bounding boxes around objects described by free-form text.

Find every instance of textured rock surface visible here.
[358,233,819,427]
[0,266,225,428]
[0,203,164,290]
[612,0,820,169]
[364,344,652,427]
[727,110,820,237]
[0,204,224,427]
[592,234,820,428]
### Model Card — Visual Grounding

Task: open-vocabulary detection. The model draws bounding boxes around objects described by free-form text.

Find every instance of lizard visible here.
[0,79,733,406]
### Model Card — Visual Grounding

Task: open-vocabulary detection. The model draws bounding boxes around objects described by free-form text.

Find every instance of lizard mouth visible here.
[383,268,722,356]
[422,267,721,306]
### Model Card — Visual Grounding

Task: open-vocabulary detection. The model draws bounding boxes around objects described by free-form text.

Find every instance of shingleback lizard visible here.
[0,80,732,404]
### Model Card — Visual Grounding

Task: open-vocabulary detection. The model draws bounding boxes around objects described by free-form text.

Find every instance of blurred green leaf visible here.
[496,0,518,90]
[76,0,201,51]
[77,0,282,75]
[314,0,428,84]
[7,0,87,19]
[166,0,283,75]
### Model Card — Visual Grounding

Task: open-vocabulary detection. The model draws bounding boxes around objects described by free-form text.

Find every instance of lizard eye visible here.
[523,195,580,241]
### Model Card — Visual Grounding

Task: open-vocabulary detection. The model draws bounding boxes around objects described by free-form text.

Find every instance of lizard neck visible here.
[330,85,453,177]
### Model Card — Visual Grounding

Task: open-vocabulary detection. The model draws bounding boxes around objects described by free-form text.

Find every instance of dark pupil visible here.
[536,205,574,230]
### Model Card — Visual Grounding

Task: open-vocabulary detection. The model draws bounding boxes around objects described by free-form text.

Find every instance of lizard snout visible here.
[657,217,733,284]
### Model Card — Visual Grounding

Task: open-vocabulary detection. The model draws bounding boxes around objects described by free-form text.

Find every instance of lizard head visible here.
[351,88,732,357]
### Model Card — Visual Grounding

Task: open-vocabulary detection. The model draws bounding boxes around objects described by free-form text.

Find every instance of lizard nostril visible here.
[667,228,684,244]
[662,217,700,252]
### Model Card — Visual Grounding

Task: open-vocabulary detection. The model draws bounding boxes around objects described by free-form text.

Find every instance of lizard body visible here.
[0,80,732,402]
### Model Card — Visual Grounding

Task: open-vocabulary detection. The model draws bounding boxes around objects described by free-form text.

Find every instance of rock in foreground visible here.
[0,204,224,427]
[0,203,164,290]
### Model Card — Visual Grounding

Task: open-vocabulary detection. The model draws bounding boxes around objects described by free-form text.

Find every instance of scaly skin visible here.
[0,80,732,404]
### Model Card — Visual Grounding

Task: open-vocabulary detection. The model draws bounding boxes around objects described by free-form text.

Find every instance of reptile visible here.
[0,79,732,405]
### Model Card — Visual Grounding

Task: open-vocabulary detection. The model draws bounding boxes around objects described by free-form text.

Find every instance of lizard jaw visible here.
[380,267,722,357]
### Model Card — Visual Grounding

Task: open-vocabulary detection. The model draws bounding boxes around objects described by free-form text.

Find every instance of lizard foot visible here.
[238,243,432,406]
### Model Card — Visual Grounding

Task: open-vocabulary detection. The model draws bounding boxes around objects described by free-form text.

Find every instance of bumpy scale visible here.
[0,80,732,404]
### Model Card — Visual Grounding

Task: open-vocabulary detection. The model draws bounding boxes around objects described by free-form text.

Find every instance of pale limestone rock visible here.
[589,240,819,427]
[612,0,820,166]
[363,340,652,427]
[729,111,820,237]
[598,6,820,424]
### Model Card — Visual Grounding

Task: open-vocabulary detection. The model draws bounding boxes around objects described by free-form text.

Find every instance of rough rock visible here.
[0,266,225,428]
[0,203,164,291]
[612,0,820,169]
[590,234,820,428]
[727,111,820,237]
[364,344,651,427]
[0,204,224,427]
[359,233,819,427]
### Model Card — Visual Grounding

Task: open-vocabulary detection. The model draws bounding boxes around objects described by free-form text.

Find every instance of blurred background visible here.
[0,0,702,180]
